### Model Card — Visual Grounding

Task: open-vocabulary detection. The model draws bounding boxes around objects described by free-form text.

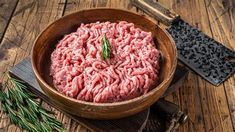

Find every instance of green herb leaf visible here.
[0,74,65,132]
[102,34,111,60]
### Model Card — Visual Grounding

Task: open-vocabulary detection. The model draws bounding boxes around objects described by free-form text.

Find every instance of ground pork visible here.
[50,21,161,103]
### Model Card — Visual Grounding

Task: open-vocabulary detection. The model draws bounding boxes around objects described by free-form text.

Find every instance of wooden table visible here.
[0,0,234,131]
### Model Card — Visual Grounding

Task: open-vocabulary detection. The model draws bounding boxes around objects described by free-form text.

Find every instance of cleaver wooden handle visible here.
[131,0,180,26]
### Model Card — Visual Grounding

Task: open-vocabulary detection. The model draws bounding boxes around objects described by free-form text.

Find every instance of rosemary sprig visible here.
[102,34,111,60]
[0,75,65,132]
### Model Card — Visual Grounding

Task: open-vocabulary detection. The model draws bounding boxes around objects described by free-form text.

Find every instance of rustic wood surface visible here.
[0,0,234,131]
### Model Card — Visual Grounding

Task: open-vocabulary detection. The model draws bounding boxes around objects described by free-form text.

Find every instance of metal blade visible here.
[167,19,235,85]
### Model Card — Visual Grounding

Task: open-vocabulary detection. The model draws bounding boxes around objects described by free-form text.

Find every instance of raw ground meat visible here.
[50,21,161,103]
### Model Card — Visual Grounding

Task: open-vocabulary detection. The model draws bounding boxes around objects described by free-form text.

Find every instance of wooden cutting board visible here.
[9,57,188,132]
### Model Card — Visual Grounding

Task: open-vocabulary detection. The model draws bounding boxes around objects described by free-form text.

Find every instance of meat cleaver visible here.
[131,0,235,86]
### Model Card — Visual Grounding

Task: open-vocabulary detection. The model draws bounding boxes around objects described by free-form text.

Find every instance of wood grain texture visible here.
[205,0,235,130]
[158,0,234,131]
[0,0,235,131]
[132,0,180,26]
[0,0,66,131]
[176,0,225,131]
[0,0,18,43]
[159,1,206,132]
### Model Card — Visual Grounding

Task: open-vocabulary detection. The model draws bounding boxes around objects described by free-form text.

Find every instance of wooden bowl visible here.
[32,8,177,119]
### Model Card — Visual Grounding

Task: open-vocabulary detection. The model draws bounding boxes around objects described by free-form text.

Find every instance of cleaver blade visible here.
[132,0,235,86]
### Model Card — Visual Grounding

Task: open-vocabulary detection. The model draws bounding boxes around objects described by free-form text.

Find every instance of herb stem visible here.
[0,74,65,131]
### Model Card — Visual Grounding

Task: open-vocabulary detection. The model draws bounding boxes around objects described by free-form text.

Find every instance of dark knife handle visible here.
[152,99,179,116]
[152,99,188,124]
[131,0,180,26]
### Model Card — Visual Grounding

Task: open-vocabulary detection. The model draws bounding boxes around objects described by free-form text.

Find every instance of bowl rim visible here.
[31,8,177,107]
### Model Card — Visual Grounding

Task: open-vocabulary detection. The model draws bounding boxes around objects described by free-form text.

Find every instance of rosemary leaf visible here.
[0,75,65,131]
[26,99,39,113]
[102,34,111,60]
[1,102,7,112]
[19,105,37,121]
[40,122,52,132]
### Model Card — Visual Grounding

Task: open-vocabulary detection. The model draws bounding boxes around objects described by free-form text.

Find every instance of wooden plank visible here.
[158,0,206,132]
[69,120,89,132]
[205,0,235,130]
[64,0,97,15]
[152,0,185,130]
[0,0,66,75]
[205,0,235,50]
[155,0,175,104]
[180,0,233,131]
[0,112,9,130]
[178,1,212,131]
[4,0,188,131]
[187,0,232,131]
[106,0,133,9]
[0,0,66,130]
[1,0,234,132]
[0,0,18,81]
[157,0,234,132]
[0,0,18,43]
[182,0,233,131]
[64,0,135,16]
